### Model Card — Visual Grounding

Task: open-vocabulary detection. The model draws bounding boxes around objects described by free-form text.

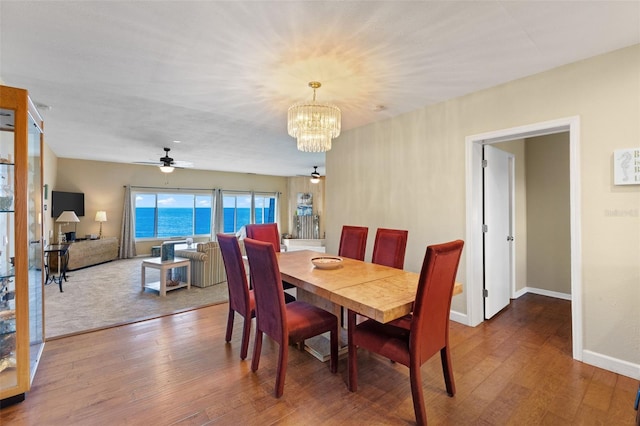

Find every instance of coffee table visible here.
[141,257,191,296]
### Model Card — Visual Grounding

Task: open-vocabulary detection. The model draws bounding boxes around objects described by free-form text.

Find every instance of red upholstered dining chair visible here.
[371,228,409,269]
[338,225,368,260]
[244,238,338,398]
[217,234,255,360]
[245,223,296,303]
[347,239,464,426]
[245,223,283,252]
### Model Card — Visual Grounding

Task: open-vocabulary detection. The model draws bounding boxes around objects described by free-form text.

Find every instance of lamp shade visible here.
[56,210,80,223]
[95,211,107,222]
[159,165,174,173]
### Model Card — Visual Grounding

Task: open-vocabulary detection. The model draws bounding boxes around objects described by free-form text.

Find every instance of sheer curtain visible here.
[212,189,224,239]
[119,185,136,258]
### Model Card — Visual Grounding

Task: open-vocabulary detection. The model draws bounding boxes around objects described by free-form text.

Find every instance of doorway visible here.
[465,116,583,361]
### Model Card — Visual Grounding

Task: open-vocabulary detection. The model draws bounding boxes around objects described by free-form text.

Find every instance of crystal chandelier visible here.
[288,81,341,152]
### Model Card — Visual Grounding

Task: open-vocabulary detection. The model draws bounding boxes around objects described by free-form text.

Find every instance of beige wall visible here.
[525,133,571,294]
[52,158,288,254]
[326,45,640,368]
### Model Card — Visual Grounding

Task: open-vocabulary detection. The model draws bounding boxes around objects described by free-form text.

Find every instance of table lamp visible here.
[56,210,80,243]
[95,210,107,239]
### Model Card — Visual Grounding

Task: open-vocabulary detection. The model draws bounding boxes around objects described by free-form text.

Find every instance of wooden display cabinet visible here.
[0,85,45,406]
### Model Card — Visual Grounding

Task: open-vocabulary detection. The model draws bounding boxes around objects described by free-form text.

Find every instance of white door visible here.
[483,145,514,319]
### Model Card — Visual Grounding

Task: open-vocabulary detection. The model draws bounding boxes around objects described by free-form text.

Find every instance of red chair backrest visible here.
[217,234,251,316]
[371,228,408,269]
[411,240,464,364]
[338,226,368,261]
[246,223,281,252]
[243,238,287,344]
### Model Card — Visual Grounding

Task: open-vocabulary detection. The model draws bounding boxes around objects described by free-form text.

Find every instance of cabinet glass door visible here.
[27,111,43,380]
[0,107,17,393]
[0,86,44,404]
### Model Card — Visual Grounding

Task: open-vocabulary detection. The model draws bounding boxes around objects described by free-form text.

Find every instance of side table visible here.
[44,244,70,292]
[141,257,191,296]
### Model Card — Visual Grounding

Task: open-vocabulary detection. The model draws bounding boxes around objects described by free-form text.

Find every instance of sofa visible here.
[175,241,229,288]
[49,237,119,271]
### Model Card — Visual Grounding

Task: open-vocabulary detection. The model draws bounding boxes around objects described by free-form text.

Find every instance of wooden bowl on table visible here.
[311,256,343,270]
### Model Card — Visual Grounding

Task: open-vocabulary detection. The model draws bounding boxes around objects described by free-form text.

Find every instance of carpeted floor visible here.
[44,257,229,338]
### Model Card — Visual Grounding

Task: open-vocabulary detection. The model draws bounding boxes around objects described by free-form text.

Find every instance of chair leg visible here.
[239,315,252,360]
[347,310,358,391]
[251,330,263,372]
[409,359,427,426]
[329,325,338,374]
[274,342,288,398]
[283,291,296,304]
[225,309,235,342]
[440,345,456,396]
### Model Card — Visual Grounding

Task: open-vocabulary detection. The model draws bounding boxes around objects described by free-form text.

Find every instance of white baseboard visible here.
[583,350,640,380]
[514,286,572,301]
[449,309,468,325]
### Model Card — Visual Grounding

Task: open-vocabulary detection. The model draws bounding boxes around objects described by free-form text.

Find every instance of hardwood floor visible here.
[1,294,637,425]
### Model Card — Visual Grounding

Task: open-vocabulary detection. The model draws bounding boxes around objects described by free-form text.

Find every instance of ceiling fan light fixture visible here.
[310,166,321,183]
[158,147,175,172]
[288,81,341,153]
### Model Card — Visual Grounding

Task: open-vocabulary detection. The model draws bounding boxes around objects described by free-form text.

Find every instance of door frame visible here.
[465,116,582,360]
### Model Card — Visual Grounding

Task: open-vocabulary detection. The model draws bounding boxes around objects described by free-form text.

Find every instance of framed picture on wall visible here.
[613,148,640,185]
[296,192,313,216]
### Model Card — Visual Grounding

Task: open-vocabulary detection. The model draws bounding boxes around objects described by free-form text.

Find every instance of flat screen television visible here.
[51,191,85,218]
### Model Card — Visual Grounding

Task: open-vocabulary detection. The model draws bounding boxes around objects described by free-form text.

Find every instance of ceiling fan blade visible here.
[133,161,163,165]
[133,148,193,169]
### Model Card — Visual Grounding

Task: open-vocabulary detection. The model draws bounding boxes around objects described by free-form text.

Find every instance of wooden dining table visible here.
[276,250,463,359]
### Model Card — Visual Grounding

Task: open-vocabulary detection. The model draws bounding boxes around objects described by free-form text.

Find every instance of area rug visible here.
[44,257,229,338]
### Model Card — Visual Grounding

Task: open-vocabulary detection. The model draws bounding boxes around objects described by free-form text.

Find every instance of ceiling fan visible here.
[310,166,321,183]
[296,166,323,183]
[134,147,193,173]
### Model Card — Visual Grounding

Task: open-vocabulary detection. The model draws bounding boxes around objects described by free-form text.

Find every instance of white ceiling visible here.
[1,1,639,177]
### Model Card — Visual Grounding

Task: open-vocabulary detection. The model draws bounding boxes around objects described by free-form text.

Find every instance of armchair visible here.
[175,241,226,288]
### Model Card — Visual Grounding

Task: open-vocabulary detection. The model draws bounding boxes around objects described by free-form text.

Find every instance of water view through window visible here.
[134,191,277,238]
[135,193,212,238]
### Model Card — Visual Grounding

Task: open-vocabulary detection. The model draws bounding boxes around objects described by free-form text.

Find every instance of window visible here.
[254,193,277,225]
[222,191,278,233]
[223,193,251,233]
[134,191,213,239]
